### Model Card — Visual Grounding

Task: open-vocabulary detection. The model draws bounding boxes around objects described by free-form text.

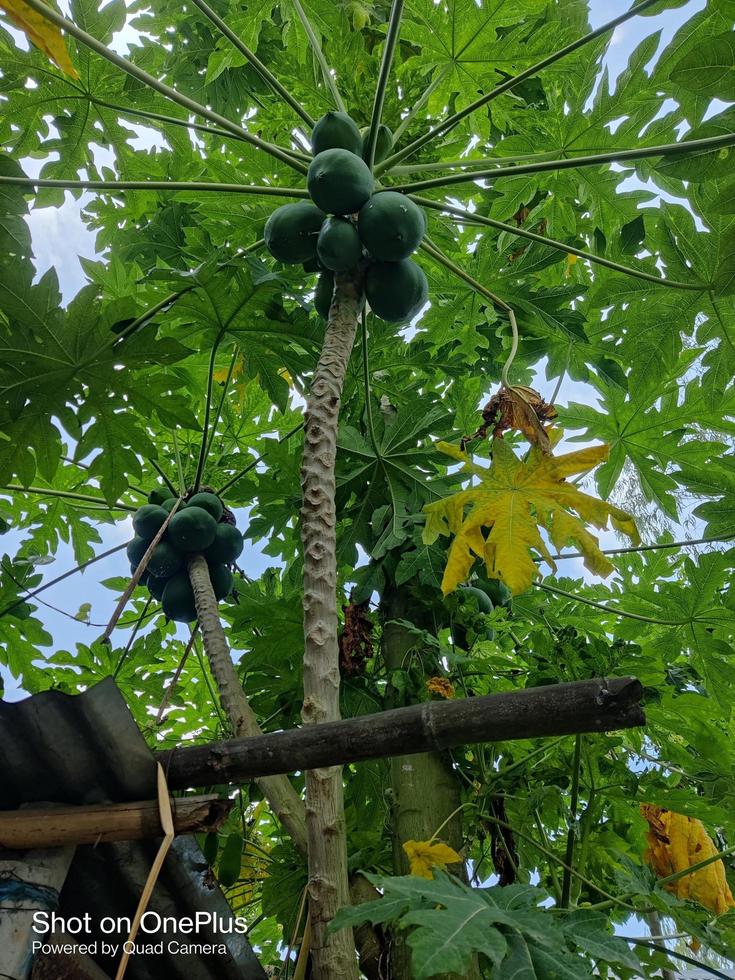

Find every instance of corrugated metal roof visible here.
[0,678,266,980]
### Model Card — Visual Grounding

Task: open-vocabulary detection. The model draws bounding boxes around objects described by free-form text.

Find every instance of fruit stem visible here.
[364,0,404,170]
[189,0,315,128]
[291,0,347,114]
[375,0,664,173]
[1,0,309,176]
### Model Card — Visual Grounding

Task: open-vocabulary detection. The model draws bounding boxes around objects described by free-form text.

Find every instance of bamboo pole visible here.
[156,677,645,787]
[0,795,231,850]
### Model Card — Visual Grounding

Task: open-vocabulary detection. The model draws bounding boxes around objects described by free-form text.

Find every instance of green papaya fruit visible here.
[162,572,198,623]
[209,564,234,600]
[133,504,169,541]
[161,497,180,513]
[204,524,244,565]
[147,540,183,579]
[459,585,494,614]
[357,191,425,261]
[202,831,219,868]
[314,270,335,319]
[476,575,513,610]
[360,123,393,165]
[316,216,362,271]
[311,111,362,156]
[218,832,244,888]
[264,201,325,263]
[147,573,170,600]
[307,149,374,215]
[126,536,149,569]
[365,259,428,322]
[148,488,170,506]
[168,507,218,552]
[130,562,150,587]
[302,256,323,273]
[186,491,223,522]
[451,586,495,648]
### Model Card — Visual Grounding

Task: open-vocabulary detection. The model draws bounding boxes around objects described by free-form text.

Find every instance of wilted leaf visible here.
[423,438,639,595]
[640,804,735,915]
[0,0,78,77]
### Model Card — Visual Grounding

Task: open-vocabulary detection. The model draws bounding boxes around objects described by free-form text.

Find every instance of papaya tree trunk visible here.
[187,555,384,978]
[300,271,364,980]
[381,585,482,980]
[188,554,307,853]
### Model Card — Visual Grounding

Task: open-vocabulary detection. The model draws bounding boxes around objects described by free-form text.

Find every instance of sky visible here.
[0,6,713,691]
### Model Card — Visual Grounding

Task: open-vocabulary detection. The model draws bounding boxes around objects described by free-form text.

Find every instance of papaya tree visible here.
[1,0,735,978]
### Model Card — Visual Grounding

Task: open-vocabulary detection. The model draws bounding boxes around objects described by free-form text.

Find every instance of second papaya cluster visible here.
[264,111,428,324]
[126,489,245,623]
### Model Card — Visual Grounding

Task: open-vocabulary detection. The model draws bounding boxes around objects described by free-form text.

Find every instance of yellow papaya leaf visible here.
[423,438,639,596]
[564,253,579,278]
[0,0,78,77]
[640,805,735,915]
[403,839,461,879]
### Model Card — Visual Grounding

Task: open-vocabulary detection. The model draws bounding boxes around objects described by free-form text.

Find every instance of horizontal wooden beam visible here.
[156,677,644,790]
[0,795,231,849]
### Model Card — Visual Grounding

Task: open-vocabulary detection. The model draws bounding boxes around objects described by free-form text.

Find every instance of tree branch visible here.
[156,677,645,784]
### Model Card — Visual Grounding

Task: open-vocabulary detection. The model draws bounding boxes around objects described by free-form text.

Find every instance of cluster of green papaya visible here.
[126,489,244,623]
[450,578,513,649]
[264,111,428,324]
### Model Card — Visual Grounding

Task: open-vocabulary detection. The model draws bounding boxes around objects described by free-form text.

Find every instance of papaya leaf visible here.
[423,438,639,595]
[0,0,78,78]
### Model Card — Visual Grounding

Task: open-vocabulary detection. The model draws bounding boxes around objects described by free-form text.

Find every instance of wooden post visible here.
[0,845,74,980]
[0,795,231,850]
[156,677,645,789]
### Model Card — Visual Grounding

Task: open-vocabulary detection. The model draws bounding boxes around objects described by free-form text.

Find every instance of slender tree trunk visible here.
[188,555,307,853]
[300,272,364,980]
[382,585,482,980]
[189,519,384,977]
